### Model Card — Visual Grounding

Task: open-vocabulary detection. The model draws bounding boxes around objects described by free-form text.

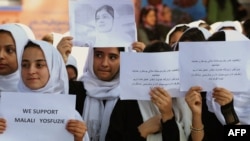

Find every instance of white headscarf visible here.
[0,23,29,92]
[165,24,189,44]
[137,101,162,141]
[210,21,222,34]
[172,98,192,141]
[18,39,69,94]
[224,30,249,41]
[137,97,192,141]
[172,27,211,51]
[66,55,78,69]
[15,23,36,40]
[198,27,212,40]
[213,21,243,33]
[16,40,90,141]
[188,20,206,28]
[182,27,212,40]
[206,30,250,124]
[80,47,120,141]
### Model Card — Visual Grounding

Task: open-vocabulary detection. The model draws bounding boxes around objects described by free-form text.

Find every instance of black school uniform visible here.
[69,81,87,115]
[105,99,180,141]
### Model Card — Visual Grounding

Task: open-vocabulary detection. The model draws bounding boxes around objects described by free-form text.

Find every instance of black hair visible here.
[95,5,114,19]
[218,26,236,31]
[143,41,173,52]
[139,6,157,24]
[175,27,206,51]
[0,29,15,45]
[179,28,206,42]
[207,31,226,41]
[24,40,40,49]
[243,19,250,39]
[93,47,125,52]
[118,47,125,52]
[169,25,189,42]
[0,29,10,34]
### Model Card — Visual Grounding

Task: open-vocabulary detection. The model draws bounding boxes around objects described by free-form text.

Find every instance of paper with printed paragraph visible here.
[179,41,250,92]
[0,92,76,141]
[120,52,182,100]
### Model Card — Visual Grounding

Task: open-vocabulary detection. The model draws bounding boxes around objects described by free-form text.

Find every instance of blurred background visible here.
[1,0,249,79]
[1,0,249,39]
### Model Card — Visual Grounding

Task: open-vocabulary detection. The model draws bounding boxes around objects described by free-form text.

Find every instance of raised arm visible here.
[185,86,204,141]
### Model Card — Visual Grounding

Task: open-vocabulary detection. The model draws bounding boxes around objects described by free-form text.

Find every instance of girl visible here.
[0,23,29,92]
[185,30,249,141]
[18,39,89,141]
[106,41,191,141]
[137,6,166,45]
[69,47,124,141]
[0,23,29,134]
[165,24,189,47]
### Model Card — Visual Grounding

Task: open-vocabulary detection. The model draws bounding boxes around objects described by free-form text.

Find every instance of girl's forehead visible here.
[23,46,44,56]
[25,45,40,48]
[98,9,108,14]
[94,48,119,54]
[0,31,13,38]
[0,32,15,45]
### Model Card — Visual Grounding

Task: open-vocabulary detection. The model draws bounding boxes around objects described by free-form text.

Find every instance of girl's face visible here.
[169,31,184,47]
[21,46,50,90]
[93,47,120,81]
[162,6,172,22]
[96,9,114,33]
[0,32,18,75]
[143,10,156,26]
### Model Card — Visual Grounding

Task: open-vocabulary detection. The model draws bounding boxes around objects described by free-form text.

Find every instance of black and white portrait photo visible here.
[69,0,137,47]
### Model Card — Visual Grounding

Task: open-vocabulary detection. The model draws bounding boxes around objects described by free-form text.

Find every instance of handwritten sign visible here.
[69,0,136,47]
[179,41,250,92]
[120,52,182,100]
[0,92,76,141]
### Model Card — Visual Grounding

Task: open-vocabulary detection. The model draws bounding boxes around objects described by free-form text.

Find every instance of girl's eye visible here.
[95,53,103,58]
[6,46,16,54]
[36,64,42,68]
[21,63,29,68]
[103,15,108,19]
[36,63,47,68]
[110,55,118,60]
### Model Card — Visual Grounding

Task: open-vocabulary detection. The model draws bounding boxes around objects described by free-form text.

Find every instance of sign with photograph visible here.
[69,0,137,47]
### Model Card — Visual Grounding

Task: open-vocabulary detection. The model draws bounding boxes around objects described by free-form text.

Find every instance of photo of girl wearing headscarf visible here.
[69,0,136,47]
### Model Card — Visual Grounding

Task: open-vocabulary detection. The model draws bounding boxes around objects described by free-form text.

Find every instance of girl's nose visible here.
[0,50,4,59]
[28,65,36,74]
[101,57,109,67]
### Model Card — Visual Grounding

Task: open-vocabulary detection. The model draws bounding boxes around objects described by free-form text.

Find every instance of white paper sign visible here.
[179,41,250,92]
[69,0,136,47]
[0,92,76,141]
[120,52,182,100]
